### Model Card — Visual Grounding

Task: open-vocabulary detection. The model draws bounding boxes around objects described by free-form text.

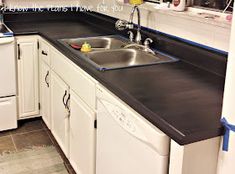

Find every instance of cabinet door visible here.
[17,37,39,118]
[40,61,51,129]
[51,71,69,157]
[70,90,96,174]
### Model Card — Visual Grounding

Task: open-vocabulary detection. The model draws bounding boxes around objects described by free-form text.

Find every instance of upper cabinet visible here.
[16,36,39,119]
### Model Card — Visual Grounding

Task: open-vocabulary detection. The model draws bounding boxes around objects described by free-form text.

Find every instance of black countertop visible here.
[6,15,225,145]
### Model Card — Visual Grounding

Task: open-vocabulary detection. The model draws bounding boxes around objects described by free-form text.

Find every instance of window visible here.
[193,0,234,12]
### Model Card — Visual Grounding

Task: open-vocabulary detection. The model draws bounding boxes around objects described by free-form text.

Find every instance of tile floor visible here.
[0,117,76,174]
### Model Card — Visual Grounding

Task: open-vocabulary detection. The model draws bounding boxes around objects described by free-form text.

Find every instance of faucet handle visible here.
[115,20,128,31]
[115,20,129,31]
[115,19,134,31]
[127,31,134,42]
[144,38,153,48]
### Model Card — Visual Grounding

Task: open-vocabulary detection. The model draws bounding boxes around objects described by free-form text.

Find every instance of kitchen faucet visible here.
[115,5,142,44]
[129,5,141,44]
[115,5,155,55]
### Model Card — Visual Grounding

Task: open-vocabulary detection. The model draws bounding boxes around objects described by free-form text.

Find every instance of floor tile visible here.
[0,136,16,154]
[46,130,70,164]
[0,130,11,137]
[12,130,53,151]
[11,118,44,135]
[41,120,49,130]
[1,118,76,173]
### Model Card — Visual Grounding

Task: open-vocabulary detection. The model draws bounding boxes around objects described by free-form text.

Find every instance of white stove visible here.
[0,22,17,131]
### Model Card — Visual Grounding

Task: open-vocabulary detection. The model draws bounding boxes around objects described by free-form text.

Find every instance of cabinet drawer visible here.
[0,96,17,131]
[51,48,96,110]
[40,39,50,65]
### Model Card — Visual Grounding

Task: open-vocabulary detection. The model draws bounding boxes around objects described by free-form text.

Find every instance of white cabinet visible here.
[40,61,51,129]
[39,38,97,173]
[0,96,17,131]
[169,138,220,174]
[17,36,39,119]
[51,48,97,110]
[70,90,96,174]
[51,71,70,157]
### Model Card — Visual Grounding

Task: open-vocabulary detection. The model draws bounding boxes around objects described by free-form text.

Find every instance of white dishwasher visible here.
[96,85,170,174]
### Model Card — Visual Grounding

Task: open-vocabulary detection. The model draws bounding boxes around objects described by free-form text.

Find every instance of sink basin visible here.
[59,35,178,71]
[59,35,128,51]
[85,49,177,71]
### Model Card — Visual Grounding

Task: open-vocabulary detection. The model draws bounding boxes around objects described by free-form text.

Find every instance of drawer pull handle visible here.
[62,90,67,107]
[42,50,48,56]
[45,71,49,87]
[65,94,71,114]
[65,94,71,118]
[17,44,21,60]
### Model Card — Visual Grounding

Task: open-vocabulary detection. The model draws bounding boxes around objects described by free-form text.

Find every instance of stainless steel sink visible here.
[85,49,177,71]
[58,35,178,71]
[59,35,128,51]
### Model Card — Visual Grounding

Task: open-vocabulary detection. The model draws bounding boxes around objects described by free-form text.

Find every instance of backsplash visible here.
[3,0,231,52]
[78,10,228,77]
[79,0,231,52]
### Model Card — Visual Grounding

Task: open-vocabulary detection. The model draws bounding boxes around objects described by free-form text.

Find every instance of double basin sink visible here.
[59,35,177,71]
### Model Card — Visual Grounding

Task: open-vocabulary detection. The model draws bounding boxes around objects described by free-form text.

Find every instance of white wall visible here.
[217,1,235,173]
[79,0,231,52]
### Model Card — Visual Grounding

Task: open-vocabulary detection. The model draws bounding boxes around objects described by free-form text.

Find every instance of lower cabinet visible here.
[17,36,39,119]
[39,38,97,174]
[51,71,70,157]
[40,61,51,129]
[50,71,96,173]
[69,90,96,174]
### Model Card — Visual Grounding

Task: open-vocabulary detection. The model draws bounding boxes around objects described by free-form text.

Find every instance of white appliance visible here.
[96,85,170,174]
[0,23,17,131]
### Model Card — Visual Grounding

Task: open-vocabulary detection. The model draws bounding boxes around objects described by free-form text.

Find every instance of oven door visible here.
[0,37,16,97]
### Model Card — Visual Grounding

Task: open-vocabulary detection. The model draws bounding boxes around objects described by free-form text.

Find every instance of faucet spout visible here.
[129,6,142,44]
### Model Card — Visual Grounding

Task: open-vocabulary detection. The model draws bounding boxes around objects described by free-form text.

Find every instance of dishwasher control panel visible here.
[100,99,150,143]
[102,99,136,133]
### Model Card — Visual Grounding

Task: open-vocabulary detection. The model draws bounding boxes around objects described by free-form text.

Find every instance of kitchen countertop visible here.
[6,18,225,145]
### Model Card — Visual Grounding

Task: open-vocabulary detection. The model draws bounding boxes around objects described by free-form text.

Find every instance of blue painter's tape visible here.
[221,118,235,151]
[3,32,13,36]
[141,26,228,56]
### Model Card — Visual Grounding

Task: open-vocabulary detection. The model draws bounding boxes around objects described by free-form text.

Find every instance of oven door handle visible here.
[0,37,14,45]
